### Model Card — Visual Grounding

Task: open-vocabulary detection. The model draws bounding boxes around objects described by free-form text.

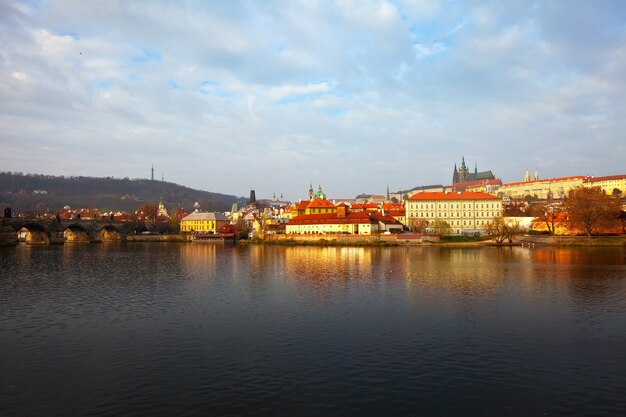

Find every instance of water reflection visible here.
[2,243,625,417]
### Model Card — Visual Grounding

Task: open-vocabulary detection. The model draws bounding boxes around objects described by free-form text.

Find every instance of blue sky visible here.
[1,0,625,201]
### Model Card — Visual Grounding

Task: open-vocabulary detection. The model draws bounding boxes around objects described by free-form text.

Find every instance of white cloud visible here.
[267,81,335,101]
[0,0,625,200]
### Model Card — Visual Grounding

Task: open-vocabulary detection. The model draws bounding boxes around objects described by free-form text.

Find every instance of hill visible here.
[0,172,247,214]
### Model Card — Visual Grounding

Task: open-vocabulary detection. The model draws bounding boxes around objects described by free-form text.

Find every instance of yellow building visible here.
[583,175,626,195]
[499,176,586,199]
[180,212,229,233]
[405,191,502,235]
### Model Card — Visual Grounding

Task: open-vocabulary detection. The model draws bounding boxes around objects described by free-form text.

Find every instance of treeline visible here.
[0,172,247,213]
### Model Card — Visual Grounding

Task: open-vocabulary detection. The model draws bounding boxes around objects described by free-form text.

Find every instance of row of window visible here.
[408,202,499,209]
[410,211,499,218]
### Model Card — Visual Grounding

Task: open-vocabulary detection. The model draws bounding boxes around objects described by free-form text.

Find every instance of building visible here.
[452,157,495,185]
[499,175,587,199]
[285,185,403,235]
[452,178,502,194]
[405,191,502,235]
[157,195,168,218]
[583,175,626,195]
[180,212,229,233]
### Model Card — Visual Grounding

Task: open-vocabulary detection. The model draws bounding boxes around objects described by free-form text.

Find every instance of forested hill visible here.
[0,172,247,213]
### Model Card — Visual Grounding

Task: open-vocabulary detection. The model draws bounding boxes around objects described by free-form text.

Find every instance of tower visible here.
[524,169,530,182]
[459,156,468,183]
[308,183,314,200]
[151,165,154,181]
[248,190,257,207]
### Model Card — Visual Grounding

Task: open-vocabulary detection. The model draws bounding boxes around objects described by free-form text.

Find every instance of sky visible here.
[1,0,625,201]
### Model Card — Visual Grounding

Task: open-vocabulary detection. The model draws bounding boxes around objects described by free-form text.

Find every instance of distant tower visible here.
[534,170,539,181]
[161,172,164,181]
[157,194,168,217]
[453,163,459,185]
[308,183,314,200]
[151,165,154,181]
[524,169,530,182]
[474,162,478,175]
[386,184,390,201]
[459,156,468,183]
[248,189,257,207]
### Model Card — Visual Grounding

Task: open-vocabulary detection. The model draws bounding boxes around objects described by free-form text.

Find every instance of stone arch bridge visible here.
[2,218,139,244]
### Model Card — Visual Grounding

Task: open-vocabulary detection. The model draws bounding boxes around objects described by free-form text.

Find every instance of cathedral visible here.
[452,157,495,185]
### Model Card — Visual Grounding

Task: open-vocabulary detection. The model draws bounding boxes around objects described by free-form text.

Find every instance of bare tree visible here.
[486,216,521,244]
[430,219,452,235]
[537,197,564,236]
[408,218,429,233]
[252,206,271,238]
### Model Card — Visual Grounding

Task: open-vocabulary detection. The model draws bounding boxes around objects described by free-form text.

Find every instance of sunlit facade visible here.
[405,191,502,235]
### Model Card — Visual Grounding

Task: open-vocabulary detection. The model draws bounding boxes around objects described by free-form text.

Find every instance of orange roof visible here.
[295,200,310,210]
[382,202,403,210]
[585,174,626,182]
[307,197,336,209]
[502,176,587,187]
[289,211,377,225]
[408,191,499,201]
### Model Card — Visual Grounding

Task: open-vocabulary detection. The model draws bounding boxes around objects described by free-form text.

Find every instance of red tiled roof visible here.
[501,176,587,188]
[454,179,502,188]
[295,200,310,210]
[307,197,336,209]
[408,191,499,201]
[289,211,377,225]
[381,202,403,210]
[585,174,626,182]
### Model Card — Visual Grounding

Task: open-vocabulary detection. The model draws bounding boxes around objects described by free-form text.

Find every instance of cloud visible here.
[0,0,625,200]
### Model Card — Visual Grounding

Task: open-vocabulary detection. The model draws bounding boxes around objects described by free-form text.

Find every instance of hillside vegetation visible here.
[0,172,246,213]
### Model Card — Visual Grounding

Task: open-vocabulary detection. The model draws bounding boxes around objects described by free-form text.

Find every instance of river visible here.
[1,243,625,416]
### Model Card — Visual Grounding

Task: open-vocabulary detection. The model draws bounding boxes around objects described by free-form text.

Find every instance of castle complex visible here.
[452,156,496,185]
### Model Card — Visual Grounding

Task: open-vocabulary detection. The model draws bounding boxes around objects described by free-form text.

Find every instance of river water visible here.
[1,243,625,416]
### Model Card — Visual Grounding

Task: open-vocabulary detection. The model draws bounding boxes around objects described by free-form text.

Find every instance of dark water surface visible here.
[1,243,625,416]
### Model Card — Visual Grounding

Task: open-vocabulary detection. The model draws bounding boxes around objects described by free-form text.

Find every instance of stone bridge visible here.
[1,218,140,245]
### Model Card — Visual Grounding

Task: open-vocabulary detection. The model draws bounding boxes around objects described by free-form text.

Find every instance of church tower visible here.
[308,183,314,200]
[524,169,530,182]
[157,194,168,217]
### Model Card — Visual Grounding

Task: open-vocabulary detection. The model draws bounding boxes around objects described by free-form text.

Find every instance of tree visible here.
[486,216,521,244]
[563,186,621,237]
[137,203,158,224]
[537,197,564,236]
[408,218,429,233]
[612,188,622,198]
[252,207,271,238]
[236,214,251,239]
[430,219,452,235]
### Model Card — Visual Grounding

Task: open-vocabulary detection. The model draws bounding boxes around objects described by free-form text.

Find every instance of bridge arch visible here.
[17,223,50,245]
[63,224,90,243]
[98,225,123,241]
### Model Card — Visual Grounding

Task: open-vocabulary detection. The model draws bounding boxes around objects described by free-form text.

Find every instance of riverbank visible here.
[521,235,626,246]
[126,234,190,243]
